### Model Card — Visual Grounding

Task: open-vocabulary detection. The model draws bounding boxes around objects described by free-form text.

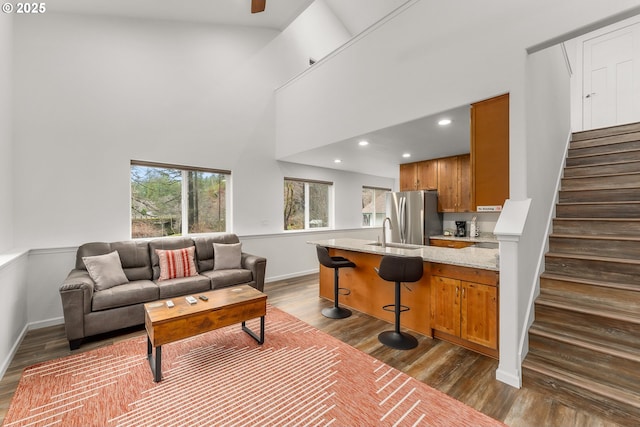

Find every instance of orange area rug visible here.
[4,306,505,426]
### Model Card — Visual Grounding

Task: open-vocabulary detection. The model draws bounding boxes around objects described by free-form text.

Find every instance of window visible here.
[284,178,332,230]
[362,186,390,227]
[130,161,230,238]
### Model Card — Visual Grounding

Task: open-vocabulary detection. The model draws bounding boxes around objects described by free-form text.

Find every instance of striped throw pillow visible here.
[156,246,198,281]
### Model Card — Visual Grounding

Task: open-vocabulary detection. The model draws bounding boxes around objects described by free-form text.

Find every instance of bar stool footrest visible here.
[382,304,410,313]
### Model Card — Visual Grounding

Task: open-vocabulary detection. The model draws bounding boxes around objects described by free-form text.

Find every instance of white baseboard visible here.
[29,316,64,330]
[0,323,29,381]
[496,368,522,388]
[265,269,318,283]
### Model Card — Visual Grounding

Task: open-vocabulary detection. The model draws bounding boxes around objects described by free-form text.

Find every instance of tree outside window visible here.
[131,162,229,238]
[284,178,332,230]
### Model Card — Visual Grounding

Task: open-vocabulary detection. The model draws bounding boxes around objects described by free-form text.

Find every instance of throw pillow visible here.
[82,250,129,291]
[213,242,242,270]
[156,246,198,281]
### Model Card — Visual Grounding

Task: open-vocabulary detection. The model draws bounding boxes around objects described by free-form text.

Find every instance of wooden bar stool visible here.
[316,246,355,319]
[376,255,423,349]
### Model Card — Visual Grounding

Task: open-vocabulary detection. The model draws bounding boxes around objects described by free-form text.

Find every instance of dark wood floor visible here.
[0,275,629,426]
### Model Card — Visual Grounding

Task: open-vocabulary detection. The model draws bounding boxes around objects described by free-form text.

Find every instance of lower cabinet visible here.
[430,263,498,358]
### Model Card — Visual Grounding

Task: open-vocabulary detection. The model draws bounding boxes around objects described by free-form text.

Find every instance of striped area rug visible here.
[4,306,504,426]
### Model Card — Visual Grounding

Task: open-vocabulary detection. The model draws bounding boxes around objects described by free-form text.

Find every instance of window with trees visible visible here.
[362,186,390,227]
[130,161,230,238]
[283,178,332,230]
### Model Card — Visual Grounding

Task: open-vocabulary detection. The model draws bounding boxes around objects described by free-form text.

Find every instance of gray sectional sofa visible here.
[59,233,266,349]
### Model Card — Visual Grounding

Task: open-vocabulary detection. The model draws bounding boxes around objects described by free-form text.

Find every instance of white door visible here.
[583,22,640,129]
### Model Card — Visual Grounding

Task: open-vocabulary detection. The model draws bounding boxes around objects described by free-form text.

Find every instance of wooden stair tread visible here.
[567,147,640,159]
[550,233,640,242]
[557,200,640,206]
[564,159,640,170]
[523,354,640,410]
[571,122,640,142]
[553,217,640,222]
[545,251,640,266]
[535,293,640,325]
[529,323,640,364]
[540,272,640,292]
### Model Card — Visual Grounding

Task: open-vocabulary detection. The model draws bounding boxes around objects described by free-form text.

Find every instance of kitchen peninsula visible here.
[309,238,500,357]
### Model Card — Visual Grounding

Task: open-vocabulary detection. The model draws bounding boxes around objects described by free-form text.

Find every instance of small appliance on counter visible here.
[470,216,479,237]
[455,220,466,237]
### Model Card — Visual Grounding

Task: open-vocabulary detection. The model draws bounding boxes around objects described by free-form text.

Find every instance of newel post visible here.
[493,198,531,388]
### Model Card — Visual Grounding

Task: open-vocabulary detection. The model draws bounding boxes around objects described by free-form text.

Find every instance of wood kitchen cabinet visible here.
[437,154,471,212]
[471,93,509,210]
[400,159,438,191]
[429,238,475,249]
[430,263,498,358]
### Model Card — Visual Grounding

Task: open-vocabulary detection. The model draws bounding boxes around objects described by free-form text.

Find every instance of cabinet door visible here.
[457,154,472,212]
[461,281,498,349]
[416,159,438,190]
[437,156,458,212]
[431,276,460,335]
[400,163,417,191]
[471,94,509,210]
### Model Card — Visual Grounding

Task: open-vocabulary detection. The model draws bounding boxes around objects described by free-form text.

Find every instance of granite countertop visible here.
[308,238,499,271]
[430,234,498,244]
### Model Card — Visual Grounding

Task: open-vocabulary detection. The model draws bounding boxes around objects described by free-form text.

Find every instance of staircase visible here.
[522,122,640,425]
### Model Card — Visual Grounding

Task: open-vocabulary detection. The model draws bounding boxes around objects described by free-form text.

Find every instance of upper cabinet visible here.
[471,94,509,211]
[400,154,471,212]
[400,159,438,191]
[437,154,471,212]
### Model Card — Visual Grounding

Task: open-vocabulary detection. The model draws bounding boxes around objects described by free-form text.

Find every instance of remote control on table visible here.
[199,295,208,301]
[166,300,174,308]
[185,296,198,304]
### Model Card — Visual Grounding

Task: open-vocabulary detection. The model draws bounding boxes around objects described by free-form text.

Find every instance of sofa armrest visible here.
[241,253,267,292]
[59,269,95,341]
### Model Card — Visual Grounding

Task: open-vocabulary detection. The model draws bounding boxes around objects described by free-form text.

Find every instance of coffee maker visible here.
[455,221,466,237]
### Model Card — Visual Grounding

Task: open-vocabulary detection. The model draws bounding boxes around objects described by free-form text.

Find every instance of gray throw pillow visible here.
[213,243,242,270]
[82,250,129,291]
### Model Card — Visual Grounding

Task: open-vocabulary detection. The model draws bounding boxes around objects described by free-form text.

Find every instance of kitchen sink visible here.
[367,242,425,250]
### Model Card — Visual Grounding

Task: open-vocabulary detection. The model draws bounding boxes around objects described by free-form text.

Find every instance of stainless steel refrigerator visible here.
[385,190,443,245]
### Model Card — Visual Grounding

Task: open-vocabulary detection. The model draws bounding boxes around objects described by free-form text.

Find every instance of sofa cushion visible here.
[213,243,242,270]
[111,240,153,281]
[193,234,240,272]
[92,280,159,311]
[155,275,211,299]
[82,251,129,291]
[148,237,195,280]
[156,247,198,281]
[201,269,253,290]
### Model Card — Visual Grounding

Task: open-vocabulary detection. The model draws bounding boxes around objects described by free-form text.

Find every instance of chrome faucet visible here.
[382,217,392,248]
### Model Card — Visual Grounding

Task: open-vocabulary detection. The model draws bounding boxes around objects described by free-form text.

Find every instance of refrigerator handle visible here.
[399,196,406,243]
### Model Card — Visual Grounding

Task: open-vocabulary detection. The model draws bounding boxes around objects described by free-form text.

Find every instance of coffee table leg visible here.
[242,316,265,344]
[147,336,162,382]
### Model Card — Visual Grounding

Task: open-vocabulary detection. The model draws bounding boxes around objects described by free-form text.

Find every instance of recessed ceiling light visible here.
[402,153,411,158]
[438,118,452,126]
[334,159,342,164]
[358,140,369,146]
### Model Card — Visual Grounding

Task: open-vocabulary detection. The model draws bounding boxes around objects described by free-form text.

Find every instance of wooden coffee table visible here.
[144,284,267,382]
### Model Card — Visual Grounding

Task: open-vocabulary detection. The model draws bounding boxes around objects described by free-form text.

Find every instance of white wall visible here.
[520,44,572,354]
[9,11,394,336]
[0,13,13,252]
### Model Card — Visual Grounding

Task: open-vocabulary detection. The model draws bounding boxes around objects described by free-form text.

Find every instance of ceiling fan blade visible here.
[251,0,266,13]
